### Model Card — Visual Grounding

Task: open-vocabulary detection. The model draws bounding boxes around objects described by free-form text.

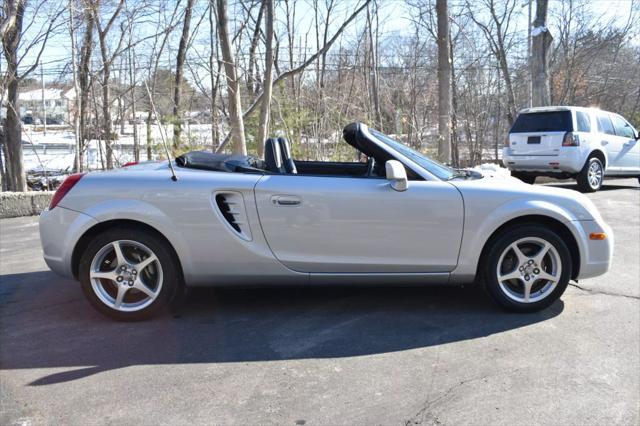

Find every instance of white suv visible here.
[503,106,640,192]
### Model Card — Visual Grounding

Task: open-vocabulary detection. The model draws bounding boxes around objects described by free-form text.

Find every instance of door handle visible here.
[271,195,301,206]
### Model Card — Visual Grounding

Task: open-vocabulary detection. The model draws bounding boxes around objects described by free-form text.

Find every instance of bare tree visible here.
[256,0,275,157]
[1,0,64,191]
[172,0,195,149]
[530,0,552,106]
[467,0,519,124]
[215,0,247,155]
[90,0,126,169]
[436,0,451,163]
[77,0,95,171]
[216,0,372,152]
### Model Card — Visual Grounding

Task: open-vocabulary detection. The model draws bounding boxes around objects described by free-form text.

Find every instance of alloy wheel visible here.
[496,237,562,303]
[588,160,603,189]
[89,240,163,312]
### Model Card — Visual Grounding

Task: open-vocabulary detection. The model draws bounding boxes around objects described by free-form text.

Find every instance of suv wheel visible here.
[576,157,603,192]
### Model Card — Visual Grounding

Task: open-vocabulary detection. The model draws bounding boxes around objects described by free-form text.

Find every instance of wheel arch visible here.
[71,219,184,281]
[476,214,581,281]
[588,149,607,169]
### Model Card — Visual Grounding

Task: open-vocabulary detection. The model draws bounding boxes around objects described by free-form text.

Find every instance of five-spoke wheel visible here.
[89,240,163,312]
[79,227,181,321]
[484,225,571,312]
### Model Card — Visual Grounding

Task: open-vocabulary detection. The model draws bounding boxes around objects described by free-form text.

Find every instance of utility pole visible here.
[41,61,47,135]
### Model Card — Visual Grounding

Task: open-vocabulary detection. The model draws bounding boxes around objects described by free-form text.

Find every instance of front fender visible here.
[451,199,584,283]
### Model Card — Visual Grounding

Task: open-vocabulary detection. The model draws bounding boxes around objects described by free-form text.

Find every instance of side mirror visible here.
[385,160,409,192]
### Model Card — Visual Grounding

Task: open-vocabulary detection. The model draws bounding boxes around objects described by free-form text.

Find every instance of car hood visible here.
[450,175,602,222]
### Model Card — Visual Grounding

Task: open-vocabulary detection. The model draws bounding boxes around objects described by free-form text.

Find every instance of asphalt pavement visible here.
[1,178,638,425]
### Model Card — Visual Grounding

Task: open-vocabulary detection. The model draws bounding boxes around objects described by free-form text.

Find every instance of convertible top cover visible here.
[175,151,264,173]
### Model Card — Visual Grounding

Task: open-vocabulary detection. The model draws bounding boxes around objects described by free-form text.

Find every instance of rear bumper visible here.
[39,206,98,279]
[502,148,585,174]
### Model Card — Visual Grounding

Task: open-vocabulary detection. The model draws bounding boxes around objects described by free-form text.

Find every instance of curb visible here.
[0,192,54,219]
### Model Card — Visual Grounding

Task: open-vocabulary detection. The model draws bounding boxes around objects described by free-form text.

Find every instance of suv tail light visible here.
[504,135,510,147]
[562,132,580,146]
[49,173,86,210]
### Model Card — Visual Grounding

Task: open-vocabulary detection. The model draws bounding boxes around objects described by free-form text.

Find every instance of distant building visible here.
[17,88,76,124]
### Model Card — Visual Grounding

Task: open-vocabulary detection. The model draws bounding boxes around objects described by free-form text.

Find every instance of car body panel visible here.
[448,177,613,282]
[254,174,464,273]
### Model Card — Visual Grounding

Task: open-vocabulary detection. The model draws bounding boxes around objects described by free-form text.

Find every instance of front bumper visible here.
[39,206,98,279]
[502,148,585,174]
[572,219,614,280]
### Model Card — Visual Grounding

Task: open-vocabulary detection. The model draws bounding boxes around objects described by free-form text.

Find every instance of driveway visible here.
[1,178,638,425]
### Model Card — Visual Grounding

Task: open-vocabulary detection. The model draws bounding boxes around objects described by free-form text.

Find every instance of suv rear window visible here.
[510,111,573,133]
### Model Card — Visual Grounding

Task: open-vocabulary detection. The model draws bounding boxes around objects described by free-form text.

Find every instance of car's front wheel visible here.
[79,227,182,321]
[483,225,571,313]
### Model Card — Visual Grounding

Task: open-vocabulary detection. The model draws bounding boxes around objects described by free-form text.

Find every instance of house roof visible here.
[18,88,76,102]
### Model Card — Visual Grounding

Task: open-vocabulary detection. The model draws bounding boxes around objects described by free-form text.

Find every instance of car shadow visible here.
[0,270,563,386]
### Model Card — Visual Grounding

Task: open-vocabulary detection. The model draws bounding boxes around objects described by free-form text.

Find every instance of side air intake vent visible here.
[214,192,252,241]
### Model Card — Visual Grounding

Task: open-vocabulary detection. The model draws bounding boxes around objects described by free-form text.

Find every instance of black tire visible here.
[483,224,572,313]
[511,171,536,185]
[576,157,603,192]
[78,227,183,321]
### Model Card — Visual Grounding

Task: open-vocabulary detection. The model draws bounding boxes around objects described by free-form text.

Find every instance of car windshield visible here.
[369,129,455,180]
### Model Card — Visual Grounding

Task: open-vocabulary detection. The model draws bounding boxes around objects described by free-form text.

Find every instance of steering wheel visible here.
[365,157,375,177]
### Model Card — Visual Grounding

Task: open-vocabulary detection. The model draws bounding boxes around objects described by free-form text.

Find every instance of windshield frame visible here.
[363,126,455,181]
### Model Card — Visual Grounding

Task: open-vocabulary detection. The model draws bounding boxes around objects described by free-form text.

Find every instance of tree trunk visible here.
[173,0,195,149]
[101,66,114,169]
[78,6,94,171]
[436,0,451,164]
[257,0,275,158]
[69,0,82,172]
[1,0,27,191]
[531,0,553,106]
[129,44,139,162]
[367,3,382,129]
[208,3,221,151]
[247,2,265,97]
[216,0,247,155]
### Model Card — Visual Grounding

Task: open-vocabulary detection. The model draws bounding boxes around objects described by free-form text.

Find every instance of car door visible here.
[253,174,464,273]
[595,113,623,170]
[610,114,640,171]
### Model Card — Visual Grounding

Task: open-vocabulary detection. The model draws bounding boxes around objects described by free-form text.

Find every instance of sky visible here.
[1,0,638,85]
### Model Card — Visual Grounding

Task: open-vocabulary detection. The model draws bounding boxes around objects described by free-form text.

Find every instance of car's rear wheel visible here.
[483,225,571,313]
[511,171,536,185]
[79,227,182,321]
[576,157,603,192]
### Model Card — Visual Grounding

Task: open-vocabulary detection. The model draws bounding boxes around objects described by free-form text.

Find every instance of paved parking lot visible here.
[1,178,638,425]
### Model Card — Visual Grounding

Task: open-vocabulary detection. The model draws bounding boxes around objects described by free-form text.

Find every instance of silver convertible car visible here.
[39,123,614,320]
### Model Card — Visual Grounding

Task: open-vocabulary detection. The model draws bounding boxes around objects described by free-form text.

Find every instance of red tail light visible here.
[504,136,510,147]
[49,173,86,210]
[122,161,138,167]
[562,132,580,146]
